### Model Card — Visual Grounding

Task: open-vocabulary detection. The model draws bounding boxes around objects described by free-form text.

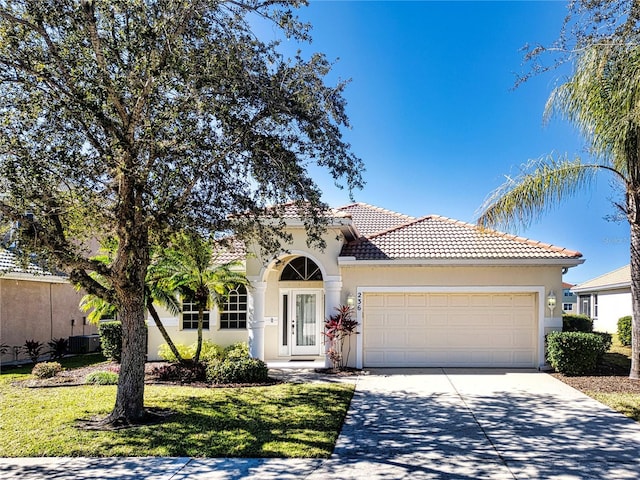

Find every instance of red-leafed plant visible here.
[324,305,359,371]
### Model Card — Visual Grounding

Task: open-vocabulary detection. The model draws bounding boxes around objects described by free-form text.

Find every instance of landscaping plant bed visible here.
[551,373,640,394]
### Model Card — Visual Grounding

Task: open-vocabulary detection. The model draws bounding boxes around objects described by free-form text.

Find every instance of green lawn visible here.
[0,357,354,458]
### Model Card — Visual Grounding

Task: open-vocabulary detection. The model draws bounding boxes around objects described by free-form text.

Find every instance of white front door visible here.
[291,290,322,356]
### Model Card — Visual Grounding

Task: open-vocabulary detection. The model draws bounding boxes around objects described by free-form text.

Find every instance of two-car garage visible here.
[359,289,542,368]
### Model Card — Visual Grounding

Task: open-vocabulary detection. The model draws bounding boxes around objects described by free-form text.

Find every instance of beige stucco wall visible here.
[0,276,95,364]
[146,303,248,361]
[245,226,344,280]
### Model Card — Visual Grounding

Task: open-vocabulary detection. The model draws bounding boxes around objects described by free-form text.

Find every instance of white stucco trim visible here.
[258,250,330,283]
[354,285,546,370]
[339,258,584,268]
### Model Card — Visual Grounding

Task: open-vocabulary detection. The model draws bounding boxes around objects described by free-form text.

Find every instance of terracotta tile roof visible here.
[572,264,630,292]
[335,203,416,237]
[214,238,246,265]
[340,214,582,261]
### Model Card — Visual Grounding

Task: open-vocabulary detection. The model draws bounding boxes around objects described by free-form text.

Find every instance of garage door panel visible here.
[386,294,406,307]
[363,292,537,368]
[407,295,428,307]
[407,313,427,326]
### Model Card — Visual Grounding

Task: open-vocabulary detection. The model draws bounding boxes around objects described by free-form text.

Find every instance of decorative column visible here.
[248,281,266,360]
[323,278,343,368]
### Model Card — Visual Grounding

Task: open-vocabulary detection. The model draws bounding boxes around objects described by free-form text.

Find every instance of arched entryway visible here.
[278,256,324,356]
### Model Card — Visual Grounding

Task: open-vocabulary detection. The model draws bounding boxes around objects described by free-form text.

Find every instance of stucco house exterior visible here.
[572,264,631,333]
[0,249,97,365]
[147,203,584,369]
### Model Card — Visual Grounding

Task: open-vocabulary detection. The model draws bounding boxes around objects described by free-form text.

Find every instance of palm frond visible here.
[477,156,614,231]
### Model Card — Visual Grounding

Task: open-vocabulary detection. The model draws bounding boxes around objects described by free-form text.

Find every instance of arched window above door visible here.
[280,256,323,281]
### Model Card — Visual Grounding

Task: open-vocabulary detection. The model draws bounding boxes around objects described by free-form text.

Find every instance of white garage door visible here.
[363,292,538,367]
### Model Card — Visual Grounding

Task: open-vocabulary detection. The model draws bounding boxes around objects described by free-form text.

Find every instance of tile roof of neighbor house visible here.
[337,203,583,261]
[572,264,631,292]
[0,249,52,276]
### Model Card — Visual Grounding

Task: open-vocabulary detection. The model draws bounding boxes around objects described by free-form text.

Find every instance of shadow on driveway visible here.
[308,368,640,479]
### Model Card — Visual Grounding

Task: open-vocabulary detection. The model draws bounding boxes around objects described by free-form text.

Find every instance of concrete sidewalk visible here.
[2,369,640,479]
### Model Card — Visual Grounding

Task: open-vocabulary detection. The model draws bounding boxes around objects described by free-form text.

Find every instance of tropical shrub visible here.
[324,305,359,370]
[158,340,224,363]
[618,316,632,346]
[48,337,69,360]
[32,361,62,379]
[98,321,122,362]
[158,343,193,362]
[562,314,593,333]
[85,371,119,385]
[150,362,206,383]
[23,339,44,364]
[223,342,249,360]
[206,356,268,384]
[546,331,609,375]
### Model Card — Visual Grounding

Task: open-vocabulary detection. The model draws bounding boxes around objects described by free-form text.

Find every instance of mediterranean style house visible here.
[147,203,584,369]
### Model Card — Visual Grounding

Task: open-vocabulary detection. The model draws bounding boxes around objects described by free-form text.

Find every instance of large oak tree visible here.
[0,0,363,425]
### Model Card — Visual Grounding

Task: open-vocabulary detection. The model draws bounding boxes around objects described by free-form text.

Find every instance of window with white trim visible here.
[182,298,210,330]
[563,303,573,311]
[220,285,247,329]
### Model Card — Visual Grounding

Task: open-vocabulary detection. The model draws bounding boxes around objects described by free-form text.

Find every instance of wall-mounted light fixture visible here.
[547,290,556,315]
[346,293,355,308]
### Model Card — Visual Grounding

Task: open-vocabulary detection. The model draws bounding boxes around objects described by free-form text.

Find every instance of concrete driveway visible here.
[2,369,640,479]
[309,368,640,479]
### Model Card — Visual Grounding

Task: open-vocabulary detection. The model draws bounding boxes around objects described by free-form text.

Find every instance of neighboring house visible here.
[572,264,631,333]
[562,282,578,313]
[147,203,584,369]
[0,249,97,365]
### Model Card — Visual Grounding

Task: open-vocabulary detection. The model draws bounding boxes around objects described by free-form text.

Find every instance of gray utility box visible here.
[68,335,101,354]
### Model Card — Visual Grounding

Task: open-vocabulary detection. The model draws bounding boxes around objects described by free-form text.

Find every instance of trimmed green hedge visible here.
[546,331,609,375]
[98,321,122,362]
[618,316,632,346]
[206,356,268,384]
[562,314,593,333]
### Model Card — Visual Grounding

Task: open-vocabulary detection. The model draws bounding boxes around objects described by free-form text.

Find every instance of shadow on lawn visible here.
[72,383,352,458]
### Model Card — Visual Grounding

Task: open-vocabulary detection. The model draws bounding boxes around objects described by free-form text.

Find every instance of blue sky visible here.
[272,1,630,284]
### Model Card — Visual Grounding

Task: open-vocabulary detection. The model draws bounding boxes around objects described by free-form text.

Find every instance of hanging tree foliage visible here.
[0,0,363,425]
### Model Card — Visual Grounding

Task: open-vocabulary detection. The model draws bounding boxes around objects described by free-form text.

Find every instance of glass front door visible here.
[291,291,321,355]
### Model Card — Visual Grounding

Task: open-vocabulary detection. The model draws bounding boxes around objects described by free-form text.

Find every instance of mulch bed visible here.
[551,373,640,393]
[14,361,281,389]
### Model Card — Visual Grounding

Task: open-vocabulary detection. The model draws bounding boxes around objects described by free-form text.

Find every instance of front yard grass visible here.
[0,358,354,458]
[553,335,640,422]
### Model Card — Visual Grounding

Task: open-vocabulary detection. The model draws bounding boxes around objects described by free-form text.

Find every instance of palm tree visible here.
[477,44,640,380]
[80,245,186,364]
[153,232,248,364]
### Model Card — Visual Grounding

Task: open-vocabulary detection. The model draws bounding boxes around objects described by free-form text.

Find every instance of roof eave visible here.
[337,257,585,267]
[571,281,631,293]
[0,272,69,283]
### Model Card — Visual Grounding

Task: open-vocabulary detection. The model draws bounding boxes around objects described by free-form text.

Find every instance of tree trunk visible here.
[106,292,148,425]
[194,307,204,364]
[630,221,640,380]
[147,298,185,364]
